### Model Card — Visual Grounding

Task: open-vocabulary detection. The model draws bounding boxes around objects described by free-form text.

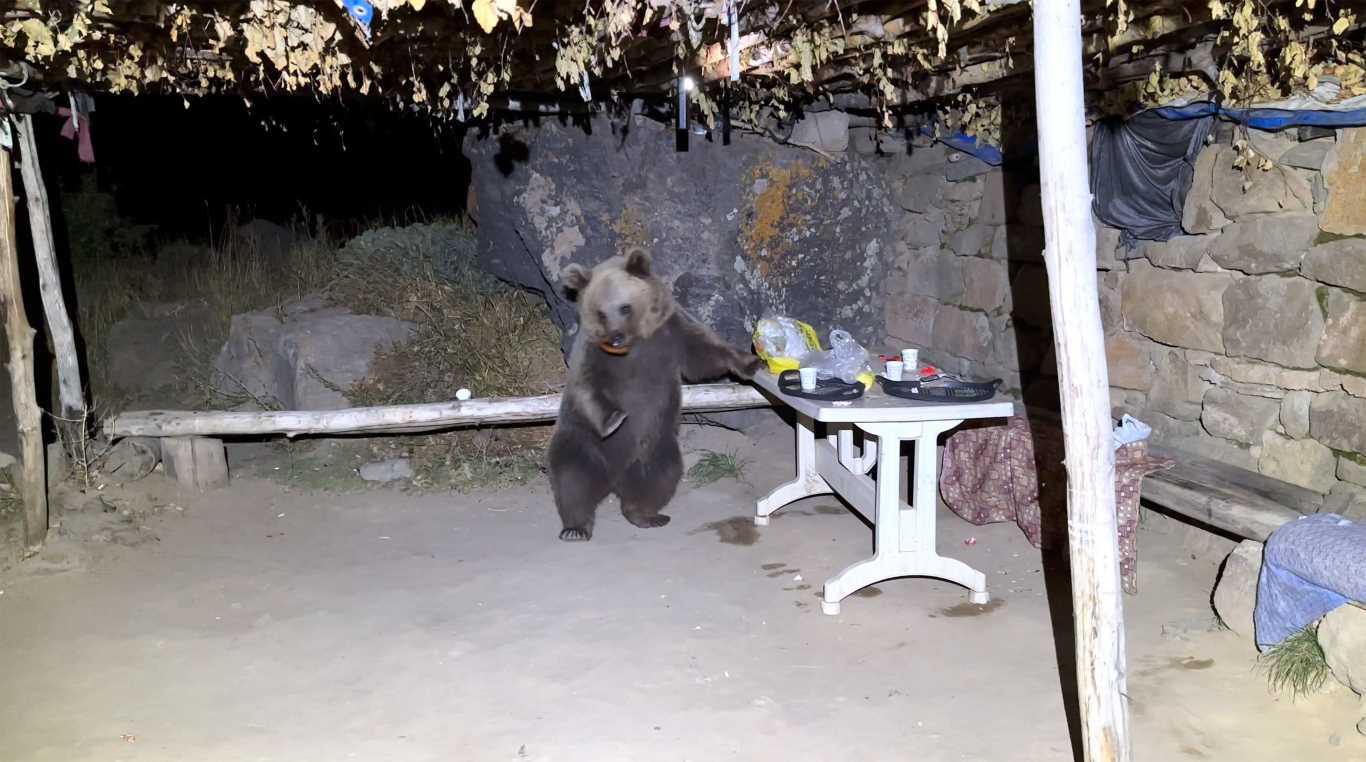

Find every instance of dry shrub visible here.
[336,221,567,491]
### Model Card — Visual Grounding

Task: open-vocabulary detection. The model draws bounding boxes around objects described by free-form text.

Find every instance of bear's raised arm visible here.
[674,313,762,383]
[567,384,628,439]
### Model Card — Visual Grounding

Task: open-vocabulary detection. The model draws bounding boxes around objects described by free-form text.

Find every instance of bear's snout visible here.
[608,332,627,348]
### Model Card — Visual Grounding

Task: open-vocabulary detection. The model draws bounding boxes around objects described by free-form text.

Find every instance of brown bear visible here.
[549,248,761,541]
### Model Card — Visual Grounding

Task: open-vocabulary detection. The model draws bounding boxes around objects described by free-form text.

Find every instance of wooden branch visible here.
[1032,1,1130,760]
[0,144,47,552]
[104,383,772,439]
[16,115,84,419]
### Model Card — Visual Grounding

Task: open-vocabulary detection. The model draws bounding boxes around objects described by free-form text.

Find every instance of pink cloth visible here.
[57,107,94,163]
[940,415,1174,594]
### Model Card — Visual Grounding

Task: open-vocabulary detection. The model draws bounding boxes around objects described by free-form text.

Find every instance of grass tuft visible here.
[687,450,749,485]
[1259,624,1332,699]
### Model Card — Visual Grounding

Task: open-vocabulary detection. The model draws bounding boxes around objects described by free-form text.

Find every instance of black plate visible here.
[778,369,865,401]
[877,376,1002,403]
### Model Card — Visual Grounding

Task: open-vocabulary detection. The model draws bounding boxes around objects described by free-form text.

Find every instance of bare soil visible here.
[1,424,1362,761]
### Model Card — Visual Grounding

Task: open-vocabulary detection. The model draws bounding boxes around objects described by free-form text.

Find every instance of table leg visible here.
[755,412,832,526]
[820,420,988,615]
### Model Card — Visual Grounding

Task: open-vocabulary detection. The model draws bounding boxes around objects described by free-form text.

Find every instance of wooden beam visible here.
[104,383,771,439]
[15,115,84,420]
[0,139,47,552]
[1032,1,1130,761]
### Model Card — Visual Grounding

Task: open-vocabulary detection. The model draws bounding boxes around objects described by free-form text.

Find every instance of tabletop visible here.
[752,370,1017,424]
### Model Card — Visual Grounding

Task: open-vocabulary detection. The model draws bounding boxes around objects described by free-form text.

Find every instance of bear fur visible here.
[548,248,761,541]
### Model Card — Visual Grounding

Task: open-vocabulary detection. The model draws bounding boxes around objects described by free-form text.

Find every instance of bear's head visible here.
[562,248,674,356]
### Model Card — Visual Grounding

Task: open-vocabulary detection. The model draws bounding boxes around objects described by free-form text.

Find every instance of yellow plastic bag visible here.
[752,316,821,374]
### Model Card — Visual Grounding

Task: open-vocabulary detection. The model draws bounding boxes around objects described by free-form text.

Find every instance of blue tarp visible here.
[1154,101,1366,130]
[917,125,1005,166]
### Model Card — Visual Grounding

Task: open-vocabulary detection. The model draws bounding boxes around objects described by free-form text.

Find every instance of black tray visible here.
[778,369,865,401]
[877,376,1002,403]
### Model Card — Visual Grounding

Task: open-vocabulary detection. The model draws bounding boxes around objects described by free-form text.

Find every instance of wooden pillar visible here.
[16,114,84,419]
[0,139,48,550]
[1031,2,1130,761]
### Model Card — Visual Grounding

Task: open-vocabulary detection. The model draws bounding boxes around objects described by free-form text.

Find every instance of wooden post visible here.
[16,114,84,419]
[1031,2,1130,761]
[0,140,48,550]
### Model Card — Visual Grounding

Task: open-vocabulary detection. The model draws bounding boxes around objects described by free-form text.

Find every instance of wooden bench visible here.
[102,383,772,492]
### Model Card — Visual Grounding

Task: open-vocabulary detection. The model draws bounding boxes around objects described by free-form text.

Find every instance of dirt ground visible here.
[1,423,1363,762]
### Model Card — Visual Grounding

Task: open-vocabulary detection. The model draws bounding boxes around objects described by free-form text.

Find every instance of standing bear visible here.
[549,248,761,541]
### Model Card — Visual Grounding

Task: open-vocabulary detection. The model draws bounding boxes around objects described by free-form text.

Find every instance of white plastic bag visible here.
[805,329,873,384]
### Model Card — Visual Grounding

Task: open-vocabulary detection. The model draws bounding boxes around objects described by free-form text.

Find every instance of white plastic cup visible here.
[901,348,919,368]
[885,360,905,381]
[798,367,818,391]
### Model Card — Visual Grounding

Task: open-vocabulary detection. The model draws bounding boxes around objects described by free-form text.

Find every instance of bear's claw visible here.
[559,527,593,541]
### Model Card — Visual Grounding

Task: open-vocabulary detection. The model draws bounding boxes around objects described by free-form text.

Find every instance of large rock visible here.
[1210,145,1313,219]
[978,169,1011,225]
[1312,391,1366,453]
[1148,348,1206,421]
[959,257,1010,312]
[1144,235,1212,270]
[884,293,938,348]
[898,208,948,248]
[1324,481,1366,521]
[1317,604,1366,737]
[902,248,965,302]
[1121,260,1232,352]
[1302,238,1366,294]
[1105,334,1154,391]
[1207,213,1320,274]
[1278,138,1334,171]
[1317,289,1366,375]
[1339,453,1366,489]
[1320,127,1366,236]
[897,172,948,213]
[1222,275,1325,368]
[787,110,850,155]
[213,299,414,410]
[932,307,993,362]
[1202,388,1280,445]
[1257,432,1337,493]
[1280,390,1313,439]
[1212,540,1263,644]
[948,223,993,258]
[1207,356,1327,391]
[1182,146,1232,234]
[466,117,898,352]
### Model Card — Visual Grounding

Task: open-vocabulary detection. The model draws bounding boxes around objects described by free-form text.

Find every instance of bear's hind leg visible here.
[550,440,612,541]
[616,440,684,529]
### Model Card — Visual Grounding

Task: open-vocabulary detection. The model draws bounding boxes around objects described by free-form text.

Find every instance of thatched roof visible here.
[1,1,1362,142]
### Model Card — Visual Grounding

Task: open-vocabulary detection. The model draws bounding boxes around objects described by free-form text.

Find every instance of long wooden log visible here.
[16,115,84,419]
[1033,2,1131,761]
[0,143,47,551]
[104,383,772,439]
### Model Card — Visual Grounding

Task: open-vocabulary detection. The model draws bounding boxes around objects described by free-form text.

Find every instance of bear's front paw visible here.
[559,527,593,541]
[599,410,627,438]
[735,355,763,380]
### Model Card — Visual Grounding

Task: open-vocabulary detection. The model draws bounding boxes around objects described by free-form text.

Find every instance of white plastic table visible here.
[752,370,1015,614]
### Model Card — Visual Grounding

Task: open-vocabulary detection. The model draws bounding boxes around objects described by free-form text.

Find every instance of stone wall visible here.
[881,125,1366,516]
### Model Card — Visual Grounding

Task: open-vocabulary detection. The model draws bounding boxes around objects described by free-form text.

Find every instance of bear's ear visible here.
[625,248,652,278]
[561,264,591,300]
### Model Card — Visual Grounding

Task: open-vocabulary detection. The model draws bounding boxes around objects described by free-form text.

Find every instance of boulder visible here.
[1221,275,1325,369]
[948,223,993,258]
[1202,388,1280,445]
[1144,234,1212,270]
[1311,392,1366,455]
[902,248,965,302]
[1207,213,1320,274]
[1120,260,1232,352]
[787,110,850,155]
[1210,146,1313,219]
[106,302,215,399]
[1182,146,1232,234]
[898,207,948,247]
[885,293,938,348]
[359,458,415,483]
[959,257,1010,312]
[1277,138,1334,171]
[1317,603,1366,737]
[1257,432,1337,493]
[1338,454,1366,489]
[1324,481,1366,521]
[1105,334,1154,391]
[932,307,993,363]
[466,117,898,352]
[1302,239,1366,294]
[1317,289,1366,375]
[1320,127,1366,236]
[213,299,414,410]
[1212,540,1263,644]
[1148,348,1205,421]
[1280,390,1313,439]
[897,173,948,213]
